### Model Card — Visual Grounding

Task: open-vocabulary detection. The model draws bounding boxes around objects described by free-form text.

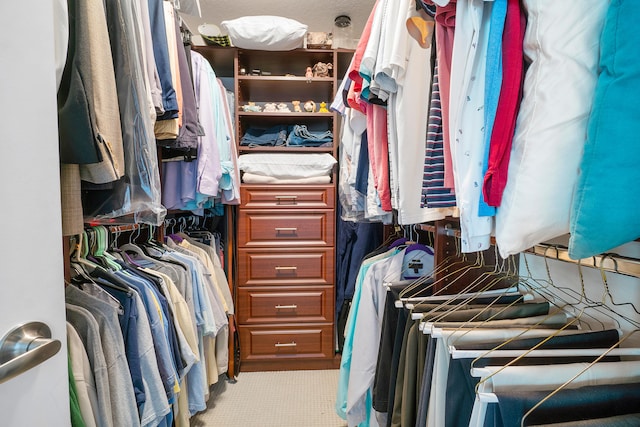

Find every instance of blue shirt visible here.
[478,0,507,217]
[114,270,178,403]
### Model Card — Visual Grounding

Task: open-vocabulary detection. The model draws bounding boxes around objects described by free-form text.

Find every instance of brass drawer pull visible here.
[275,304,298,310]
[275,227,298,232]
[275,266,297,271]
[275,195,298,205]
[274,342,297,348]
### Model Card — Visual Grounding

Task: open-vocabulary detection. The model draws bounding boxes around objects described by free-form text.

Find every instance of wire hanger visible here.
[519,329,640,427]
[599,253,640,317]
[429,256,539,342]
[466,257,627,387]
[518,251,605,331]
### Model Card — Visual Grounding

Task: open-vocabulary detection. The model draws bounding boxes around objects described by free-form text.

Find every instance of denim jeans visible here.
[240,125,288,146]
[286,124,333,146]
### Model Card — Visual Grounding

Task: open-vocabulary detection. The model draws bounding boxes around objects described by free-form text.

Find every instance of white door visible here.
[0,2,70,426]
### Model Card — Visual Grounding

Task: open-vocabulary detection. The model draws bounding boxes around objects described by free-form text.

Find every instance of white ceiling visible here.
[180,0,376,41]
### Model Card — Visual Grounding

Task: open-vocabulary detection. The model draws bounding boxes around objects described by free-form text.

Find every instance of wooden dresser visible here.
[237,184,336,370]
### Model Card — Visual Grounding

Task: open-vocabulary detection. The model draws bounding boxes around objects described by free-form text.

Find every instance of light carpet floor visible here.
[190,369,348,427]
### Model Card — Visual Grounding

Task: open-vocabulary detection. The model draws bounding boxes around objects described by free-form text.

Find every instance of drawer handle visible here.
[274,342,297,348]
[275,304,298,310]
[275,195,298,205]
[275,227,298,232]
[275,266,297,271]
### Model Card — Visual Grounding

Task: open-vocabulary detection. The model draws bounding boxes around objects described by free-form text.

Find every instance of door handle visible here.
[0,321,61,385]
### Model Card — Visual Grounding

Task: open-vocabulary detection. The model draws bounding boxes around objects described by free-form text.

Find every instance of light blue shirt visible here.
[478,0,507,217]
[114,270,178,404]
[160,249,211,414]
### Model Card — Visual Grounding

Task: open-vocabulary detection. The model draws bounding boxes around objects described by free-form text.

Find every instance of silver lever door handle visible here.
[0,321,61,385]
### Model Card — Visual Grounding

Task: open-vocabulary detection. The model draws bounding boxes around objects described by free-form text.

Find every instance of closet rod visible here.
[525,243,640,279]
[106,223,145,233]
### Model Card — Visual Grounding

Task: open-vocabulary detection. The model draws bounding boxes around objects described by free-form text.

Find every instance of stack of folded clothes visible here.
[237,153,337,183]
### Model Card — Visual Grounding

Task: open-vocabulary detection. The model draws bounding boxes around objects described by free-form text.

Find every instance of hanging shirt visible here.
[422,60,457,209]
[348,248,431,427]
[67,322,99,427]
[477,0,506,217]
[388,4,455,225]
[218,80,242,205]
[78,282,146,412]
[337,248,400,424]
[433,0,458,191]
[448,0,494,252]
[109,269,179,402]
[66,286,141,427]
[66,304,114,427]
[148,0,178,119]
[482,0,526,207]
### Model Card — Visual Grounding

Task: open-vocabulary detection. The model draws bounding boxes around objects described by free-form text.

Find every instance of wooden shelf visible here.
[238,112,333,117]
[238,76,333,83]
[238,146,334,153]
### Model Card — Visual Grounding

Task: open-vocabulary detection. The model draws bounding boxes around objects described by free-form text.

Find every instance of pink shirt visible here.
[434,1,457,190]
[366,103,392,212]
[348,0,379,85]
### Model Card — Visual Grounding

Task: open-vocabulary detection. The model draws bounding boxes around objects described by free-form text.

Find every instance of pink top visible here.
[348,0,379,92]
[434,1,457,190]
[366,103,392,211]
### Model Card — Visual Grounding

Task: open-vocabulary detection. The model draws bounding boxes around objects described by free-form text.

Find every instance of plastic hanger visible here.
[92,226,122,271]
[70,232,99,270]
[398,235,469,301]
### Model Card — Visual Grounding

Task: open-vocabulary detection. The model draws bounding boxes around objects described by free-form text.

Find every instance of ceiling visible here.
[179,0,376,43]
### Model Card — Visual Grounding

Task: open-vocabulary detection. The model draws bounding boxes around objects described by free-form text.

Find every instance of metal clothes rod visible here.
[525,243,640,279]
[415,223,640,279]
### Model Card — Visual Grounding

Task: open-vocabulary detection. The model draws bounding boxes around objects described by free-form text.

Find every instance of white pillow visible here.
[221,16,307,50]
[494,0,608,258]
[238,153,336,179]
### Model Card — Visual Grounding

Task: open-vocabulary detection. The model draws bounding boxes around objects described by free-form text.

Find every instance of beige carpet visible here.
[190,369,348,427]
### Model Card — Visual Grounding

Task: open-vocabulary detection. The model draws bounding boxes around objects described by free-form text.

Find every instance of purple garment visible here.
[161,160,197,210]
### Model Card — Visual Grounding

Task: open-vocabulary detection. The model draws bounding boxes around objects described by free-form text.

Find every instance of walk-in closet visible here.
[1,0,639,426]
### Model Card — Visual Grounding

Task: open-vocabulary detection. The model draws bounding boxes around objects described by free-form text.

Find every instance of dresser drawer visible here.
[238,210,335,247]
[237,286,334,324]
[240,184,335,209]
[239,324,334,361]
[238,248,334,286]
